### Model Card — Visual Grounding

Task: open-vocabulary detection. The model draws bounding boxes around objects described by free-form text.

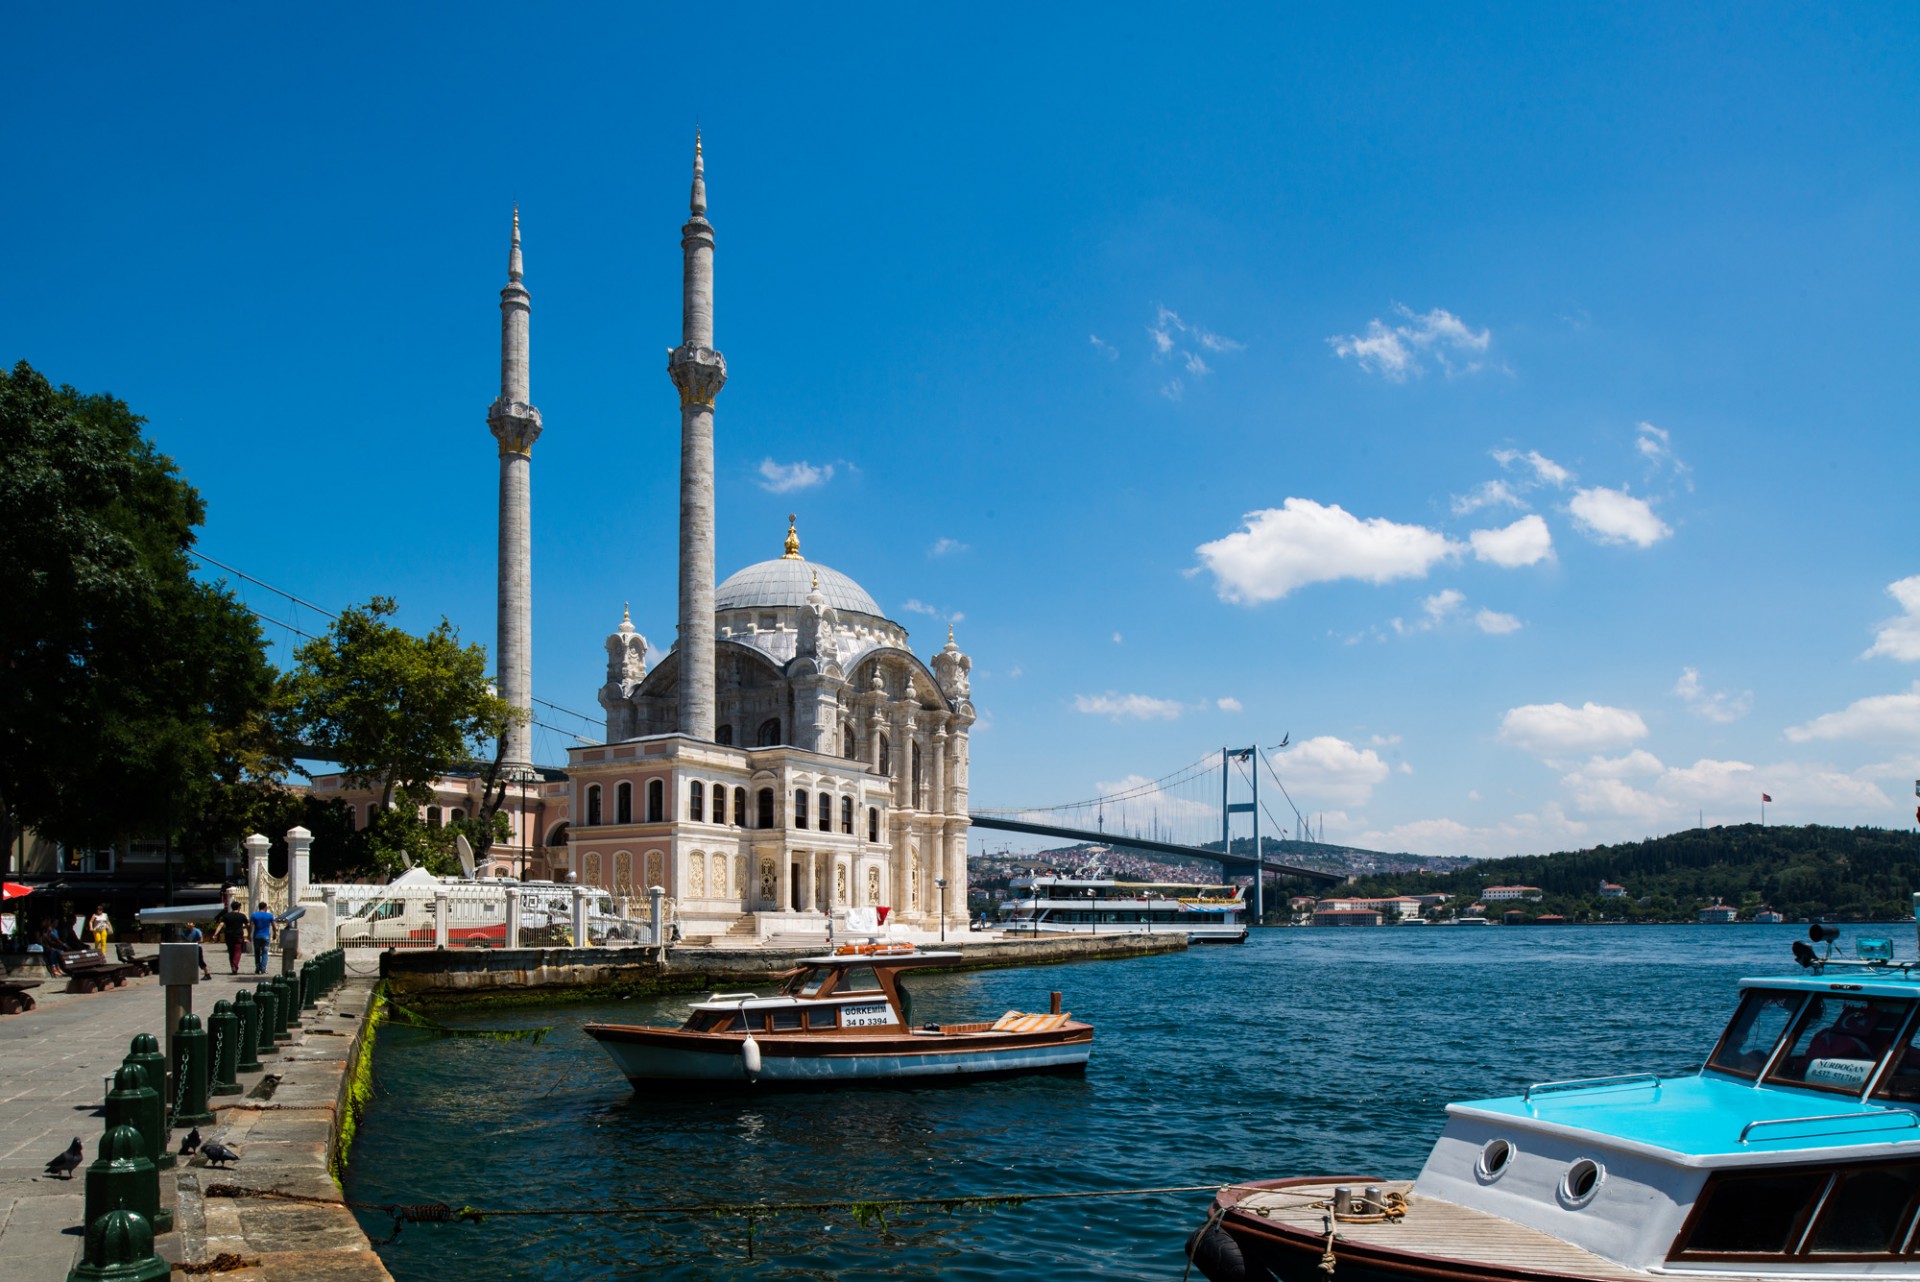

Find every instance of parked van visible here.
[334,868,621,946]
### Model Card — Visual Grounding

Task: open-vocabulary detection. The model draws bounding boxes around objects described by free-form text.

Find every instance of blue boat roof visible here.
[1737,970,1920,998]
[1452,1073,1920,1164]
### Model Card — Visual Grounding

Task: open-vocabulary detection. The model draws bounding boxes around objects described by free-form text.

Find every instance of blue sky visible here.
[8,5,1920,858]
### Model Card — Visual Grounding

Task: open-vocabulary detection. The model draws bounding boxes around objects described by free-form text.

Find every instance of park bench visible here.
[0,978,41,1014]
[58,949,142,994]
[114,944,158,976]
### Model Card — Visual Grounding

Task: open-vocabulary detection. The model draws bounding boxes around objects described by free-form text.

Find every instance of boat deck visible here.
[1226,1180,1663,1282]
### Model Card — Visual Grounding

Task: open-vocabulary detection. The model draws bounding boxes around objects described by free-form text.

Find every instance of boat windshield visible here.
[1708,989,1803,1078]
[836,965,882,994]
[1764,995,1909,1093]
[1875,1011,1920,1101]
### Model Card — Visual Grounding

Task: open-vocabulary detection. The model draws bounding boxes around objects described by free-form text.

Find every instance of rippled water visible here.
[346,924,1827,1279]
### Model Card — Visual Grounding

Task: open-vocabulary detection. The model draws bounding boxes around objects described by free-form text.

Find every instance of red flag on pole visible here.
[1762,793,1772,803]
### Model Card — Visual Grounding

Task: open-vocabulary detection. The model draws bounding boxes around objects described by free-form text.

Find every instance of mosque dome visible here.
[714,516,886,619]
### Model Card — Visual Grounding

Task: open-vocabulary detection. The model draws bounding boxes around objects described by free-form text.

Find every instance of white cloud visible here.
[1579,749,1666,779]
[1216,697,1243,713]
[902,599,964,624]
[1560,754,1890,824]
[1475,608,1523,635]
[1160,379,1183,401]
[1149,326,1174,356]
[1367,734,1403,747]
[1329,304,1492,381]
[1359,803,1590,860]
[1184,351,1211,376]
[1111,632,1124,645]
[1470,514,1554,568]
[1674,667,1753,723]
[756,458,834,493]
[1498,701,1648,756]
[1569,485,1671,548]
[928,537,968,557]
[1271,736,1392,807]
[1451,479,1525,516]
[1493,449,1573,489]
[1636,422,1691,488]
[1072,692,1186,721]
[1195,498,1462,604]
[1155,306,1243,357]
[1865,577,1920,662]
[1424,589,1465,620]
[1089,334,1119,361]
[1787,682,1920,744]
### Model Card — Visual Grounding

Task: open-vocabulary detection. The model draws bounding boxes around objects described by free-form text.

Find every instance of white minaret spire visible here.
[668,132,726,740]
[488,204,542,775]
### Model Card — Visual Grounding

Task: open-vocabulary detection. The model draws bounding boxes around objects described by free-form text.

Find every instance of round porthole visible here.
[1559,1158,1604,1207]
[1476,1138,1515,1181]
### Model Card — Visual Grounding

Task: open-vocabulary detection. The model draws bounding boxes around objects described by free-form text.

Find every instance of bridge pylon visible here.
[1223,745,1264,923]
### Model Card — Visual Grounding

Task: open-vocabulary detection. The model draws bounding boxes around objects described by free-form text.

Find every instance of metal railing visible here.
[1524,1073,1662,1102]
[1740,1112,1920,1143]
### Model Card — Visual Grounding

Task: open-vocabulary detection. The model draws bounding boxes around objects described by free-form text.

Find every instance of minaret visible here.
[667,134,727,740]
[487,206,542,774]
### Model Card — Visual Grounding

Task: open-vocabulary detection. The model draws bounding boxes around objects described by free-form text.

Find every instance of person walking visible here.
[217,902,250,974]
[184,921,213,980]
[87,904,110,953]
[249,901,275,975]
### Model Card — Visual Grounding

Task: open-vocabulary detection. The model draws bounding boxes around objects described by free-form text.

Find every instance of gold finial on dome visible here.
[782,513,801,559]
[623,602,631,622]
[811,570,819,591]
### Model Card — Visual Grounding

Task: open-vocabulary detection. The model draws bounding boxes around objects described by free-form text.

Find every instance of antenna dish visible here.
[456,834,476,879]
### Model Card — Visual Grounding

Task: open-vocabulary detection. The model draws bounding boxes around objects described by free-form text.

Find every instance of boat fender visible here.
[1184,1221,1272,1282]
[740,1034,762,1081]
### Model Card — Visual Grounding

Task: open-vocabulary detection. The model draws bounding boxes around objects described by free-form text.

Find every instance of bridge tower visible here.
[1223,746,1262,923]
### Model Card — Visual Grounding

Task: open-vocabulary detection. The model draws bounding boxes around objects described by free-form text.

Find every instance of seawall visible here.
[379,931,1187,1006]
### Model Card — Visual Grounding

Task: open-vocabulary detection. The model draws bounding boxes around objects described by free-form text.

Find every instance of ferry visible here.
[997,873,1248,943]
[585,947,1093,1088]
[1188,917,1920,1282]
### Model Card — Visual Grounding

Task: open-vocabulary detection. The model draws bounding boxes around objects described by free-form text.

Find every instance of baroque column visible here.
[668,134,727,741]
[488,207,542,776]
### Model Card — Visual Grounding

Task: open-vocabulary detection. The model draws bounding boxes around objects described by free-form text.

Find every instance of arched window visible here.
[878,735,890,776]
[712,784,727,826]
[841,796,853,834]
[690,781,705,823]
[426,806,442,827]
[616,781,632,825]
[546,823,570,847]
[912,741,922,794]
[794,790,809,829]
[868,806,879,843]
[367,803,380,827]
[716,724,733,746]
[344,805,357,832]
[733,787,747,828]
[817,791,831,832]
[757,718,782,747]
[586,785,602,827]
[843,728,856,759]
[757,788,775,830]
[647,779,665,823]
[450,808,465,823]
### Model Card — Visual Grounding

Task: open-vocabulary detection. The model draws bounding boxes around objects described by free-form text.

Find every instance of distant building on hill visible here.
[1483,885,1544,902]
[1698,902,1738,924]
[1313,907,1383,927]
[1598,881,1626,898]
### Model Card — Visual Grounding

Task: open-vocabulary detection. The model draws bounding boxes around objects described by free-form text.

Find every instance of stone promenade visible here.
[0,956,390,1280]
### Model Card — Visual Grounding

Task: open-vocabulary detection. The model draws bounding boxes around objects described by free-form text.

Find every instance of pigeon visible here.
[178,1127,202,1156]
[44,1137,83,1180]
[201,1140,240,1168]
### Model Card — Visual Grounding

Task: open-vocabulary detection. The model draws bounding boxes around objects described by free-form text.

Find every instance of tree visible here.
[0,361,281,869]
[278,597,518,873]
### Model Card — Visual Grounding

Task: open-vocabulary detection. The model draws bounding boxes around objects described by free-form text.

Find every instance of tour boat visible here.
[584,947,1093,1088]
[997,873,1248,943]
[1188,919,1920,1282]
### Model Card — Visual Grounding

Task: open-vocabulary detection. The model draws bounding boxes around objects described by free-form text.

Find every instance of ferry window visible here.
[1807,1167,1920,1253]
[1708,990,1803,1078]
[839,965,882,993]
[733,787,747,828]
[1678,1170,1829,1255]
[768,1008,803,1031]
[817,792,831,832]
[795,790,809,829]
[689,781,705,823]
[841,797,853,834]
[616,782,632,825]
[1767,997,1908,1093]
[647,779,665,823]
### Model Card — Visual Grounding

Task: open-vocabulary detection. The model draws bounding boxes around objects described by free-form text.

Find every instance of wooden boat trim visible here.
[584,1022,1092,1059]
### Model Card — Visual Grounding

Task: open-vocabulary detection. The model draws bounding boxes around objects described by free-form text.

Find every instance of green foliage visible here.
[0,361,281,858]
[1340,824,1920,920]
[278,596,516,813]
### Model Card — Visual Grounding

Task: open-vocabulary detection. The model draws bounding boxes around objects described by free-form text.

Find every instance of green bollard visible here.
[81,1125,164,1243]
[209,999,242,1095]
[104,1063,172,1177]
[123,1035,166,1117]
[66,1206,170,1282]
[233,988,264,1072]
[172,1013,215,1126]
[254,983,280,1052]
[301,960,318,1009]
[279,973,302,1028]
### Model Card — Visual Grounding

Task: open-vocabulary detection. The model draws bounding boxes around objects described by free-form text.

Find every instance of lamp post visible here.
[935,877,948,943]
[1086,886,1098,936]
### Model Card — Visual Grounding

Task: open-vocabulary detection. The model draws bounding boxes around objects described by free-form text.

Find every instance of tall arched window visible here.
[690,781,705,823]
[367,803,380,827]
[868,806,879,843]
[817,792,831,832]
[647,779,665,823]
[878,735,890,776]
[344,805,357,832]
[711,784,727,826]
[757,718,782,747]
[427,806,442,827]
[586,786,602,826]
[450,808,465,823]
[843,729,856,759]
[757,788,775,829]
[733,787,747,828]
[616,782,632,825]
[841,796,853,834]
[794,790,809,829]
[912,741,922,794]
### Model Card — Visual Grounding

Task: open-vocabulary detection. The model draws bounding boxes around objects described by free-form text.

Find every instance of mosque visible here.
[314,139,976,940]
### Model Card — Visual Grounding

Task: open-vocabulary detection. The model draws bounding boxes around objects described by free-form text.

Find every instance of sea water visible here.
[346,923,1835,1279]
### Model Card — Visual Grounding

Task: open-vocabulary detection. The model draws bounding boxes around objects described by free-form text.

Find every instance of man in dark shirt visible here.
[216,903,250,974]
[249,902,275,974]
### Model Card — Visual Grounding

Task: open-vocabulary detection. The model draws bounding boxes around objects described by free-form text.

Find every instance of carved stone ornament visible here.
[605,630,648,691]
[760,857,777,906]
[866,865,881,905]
[668,344,728,408]
[933,645,971,701]
[487,399,544,455]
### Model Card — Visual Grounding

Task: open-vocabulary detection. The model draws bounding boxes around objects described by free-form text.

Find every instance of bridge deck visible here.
[966,815,1341,884]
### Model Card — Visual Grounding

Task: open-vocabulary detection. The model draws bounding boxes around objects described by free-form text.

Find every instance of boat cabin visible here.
[678,950,960,1036]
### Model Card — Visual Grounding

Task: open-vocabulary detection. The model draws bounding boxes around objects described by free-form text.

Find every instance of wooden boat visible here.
[584,947,1093,1088]
[1188,921,1920,1282]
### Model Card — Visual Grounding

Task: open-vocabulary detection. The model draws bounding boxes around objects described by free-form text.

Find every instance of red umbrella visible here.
[1,883,32,900]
